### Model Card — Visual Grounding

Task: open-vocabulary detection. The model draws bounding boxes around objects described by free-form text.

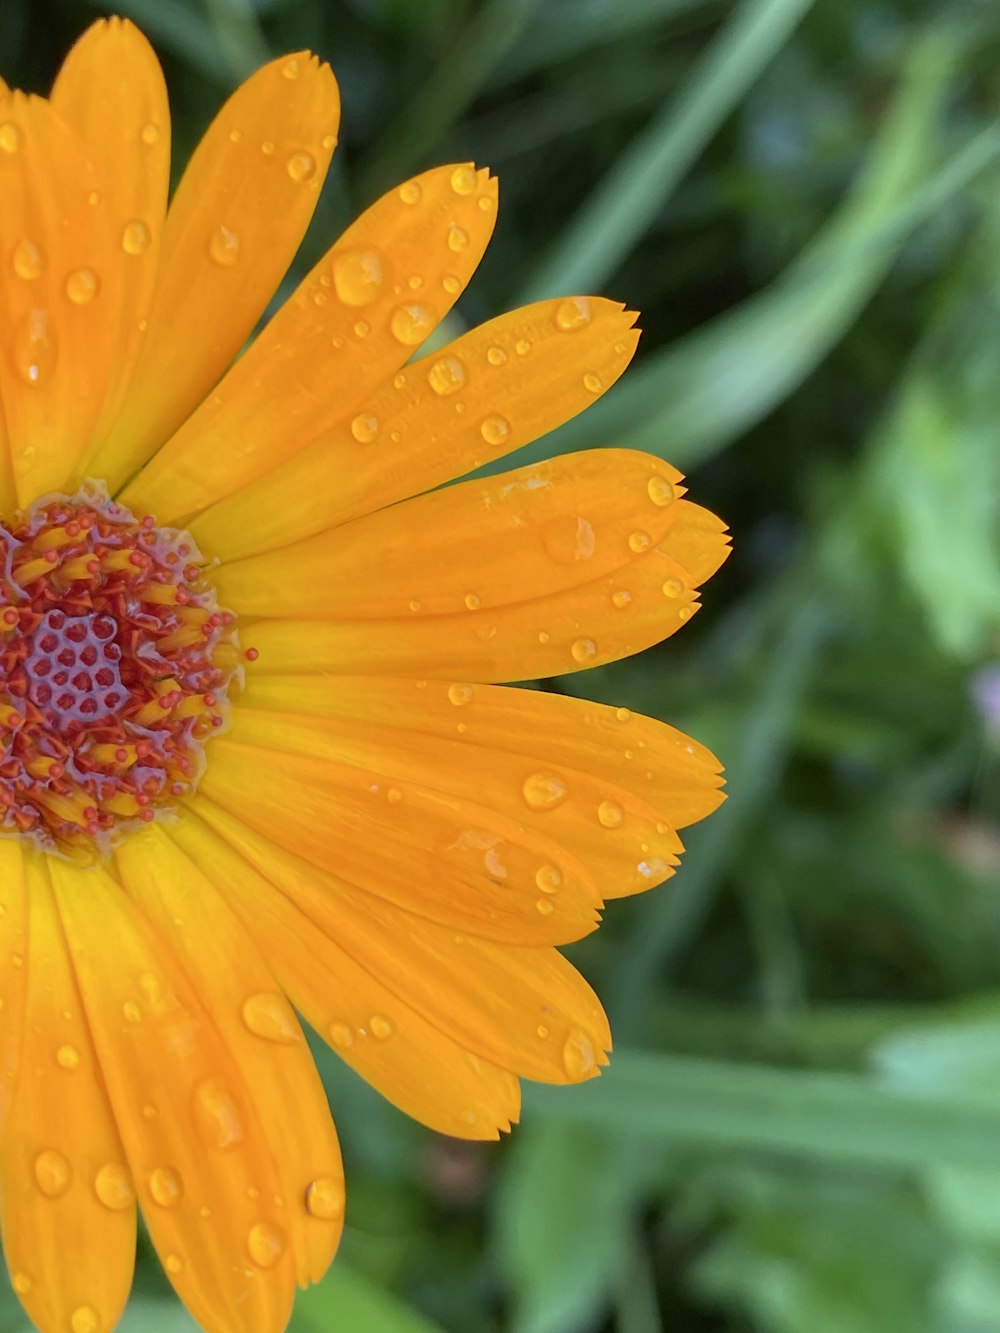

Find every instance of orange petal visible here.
[51,17,170,456]
[122,163,496,523]
[0,92,127,503]
[0,840,27,1128]
[201,728,603,945]
[114,826,344,1288]
[239,676,724,896]
[50,856,296,1333]
[88,52,340,494]
[189,797,611,1085]
[190,297,639,560]
[2,857,135,1333]
[172,806,522,1140]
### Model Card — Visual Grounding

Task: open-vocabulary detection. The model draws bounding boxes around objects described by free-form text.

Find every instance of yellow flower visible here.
[0,16,730,1333]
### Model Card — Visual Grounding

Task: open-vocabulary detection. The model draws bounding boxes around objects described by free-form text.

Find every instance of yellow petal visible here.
[239,676,723,896]
[114,825,343,1288]
[123,162,496,524]
[0,840,27,1128]
[88,52,340,493]
[50,856,295,1333]
[172,806,522,1140]
[2,857,135,1333]
[201,729,603,945]
[190,297,639,560]
[51,17,170,455]
[189,797,611,1085]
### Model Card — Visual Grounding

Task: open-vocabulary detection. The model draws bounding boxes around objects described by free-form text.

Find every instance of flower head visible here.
[0,17,730,1333]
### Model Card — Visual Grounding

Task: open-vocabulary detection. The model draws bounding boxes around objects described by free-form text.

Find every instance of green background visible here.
[6,0,1000,1329]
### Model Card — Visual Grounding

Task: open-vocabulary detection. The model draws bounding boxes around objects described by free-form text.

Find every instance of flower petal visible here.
[188,797,611,1085]
[50,857,296,1333]
[89,52,340,494]
[172,806,522,1140]
[115,825,344,1288]
[0,92,126,503]
[239,676,724,896]
[51,17,170,455]
[2,857,135,1333]
[200,729,603,945]
[121,162,496,522]
[0,840,27,1128]
[190,297,639,561]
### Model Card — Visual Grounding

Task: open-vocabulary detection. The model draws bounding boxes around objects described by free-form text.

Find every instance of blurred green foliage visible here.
[6,0,1000,1329]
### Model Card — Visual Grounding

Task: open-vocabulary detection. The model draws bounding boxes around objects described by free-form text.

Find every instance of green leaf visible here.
[291,1264,448,1333]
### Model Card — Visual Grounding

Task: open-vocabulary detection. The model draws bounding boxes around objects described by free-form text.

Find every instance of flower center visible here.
[0,482,246,857]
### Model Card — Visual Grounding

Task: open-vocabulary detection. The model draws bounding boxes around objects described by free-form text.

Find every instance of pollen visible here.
[0,482,242,856]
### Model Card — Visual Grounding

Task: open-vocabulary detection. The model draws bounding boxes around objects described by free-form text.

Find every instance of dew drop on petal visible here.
[305,1176,344,1221]
[328,1021,353,1048]
[399,179,422,205]
[56,1042,80,1069]
[34,1148,71,1198]
[70,1306,100,1333]
[242,991,301,1044]
[247,1221,285,1269]
[555,297,591,332]
[332,249,384,306]
[562,1027,598,1079]
[350,413,379,444]
[12,308,56,387]
[571,637,597,664]
[628,530,651,553]
[535,864,563,894]
[427,355,466,396]
[448,683,474,706]
[94,1163,134,1211]
[447,224,470,252]
[583,372,603,393]
[615,707,631,722]
[122,1000,141,1024]
[370,1014,393,1040]
[647,475,675,506]
[678,606,693,621]
[515,339,531,356]
[208,225,240,267]
[536,898,555,917]
[141,123,160,146]
[486,345,507,366]
[12,1272,31,1295]
[597,799,624,829]
[390,303,433,345]
[11,240,43,280]
[287,151,317,183]
[480,415,510,446]
[450,165,477,195]
[353,319,371,338]
[121,220,151,256]
[65,268,100,305]
[149,1166,183,1207]
[662,578,684,598]
[611,589,631,609]
[192,1076,245,1150]
[0,123,22,154]
[283,58,301,79]
[164,1255,184,1276]
[442,274,462,295]
[463,592,481,610]
[522,772,568,812]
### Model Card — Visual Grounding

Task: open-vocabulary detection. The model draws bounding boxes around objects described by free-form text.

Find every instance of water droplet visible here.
[615,707,631,721]
[34,1148,71,1197]
[332,249,384,306]
[149,1166,183,1207]
[165,1254,184,1275]
[387,786,403,804]
[522,772,568,812]
[515,339,531,356]
[287,150,316,183]
[571,637,597,664]
[11,240,43,280]
[141,123,160,146]
[282,58,301,80]
[121,220,151,256]
[12,308,56,386]
[229,128,243,144]
[538,630,551,644]
[598,800,624,829]
[94,1163,134,1211]
[563,1028,598,1078]
[322,133,335,151]
[448,683,474,706]
[535,864,563,894]
[247,1221,285,1269]
[648,476,675,507]
[353,319,371,338]
[305,1176,344,1220]
[122,1000,141,1024]
[479,196,494,212]
[65,268,100,305]
[611,590,631,609]
[350,413,379,444]
[678,606,693,621]
[12,1272,31,1294]
[192,1077,245,1150]
[583,372,603,393]
[480,415,510,446]
[486,345,507,366]
[662,578,684,598]
[0,123,21,154]
[261,141,275,156]
[450,165,477,195]
[390,303,433,345]
[447,224,470,252]
[370,1014,393,1040]
[442,274,461,295]
[328,1021,353,1048]
[628,530,651,553]
[56,1043,80,1069]
[208,224,240,266]
[242,991,300,1044]
[555,297,591,332]
[536,898,555,916]
[408,275,423,290]
[541,514,595,564]
[399,179,422,205]
[427,355,466,396]
[70,1306,99,1333]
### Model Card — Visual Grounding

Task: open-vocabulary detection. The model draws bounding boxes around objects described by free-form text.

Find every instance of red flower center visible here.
[0,483,246,856]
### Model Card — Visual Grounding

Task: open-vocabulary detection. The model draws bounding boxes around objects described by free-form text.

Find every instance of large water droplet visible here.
[448,683,474,706]
[350,413,379,444]
[0,123,22,154]
[11,240,43,280]
[562,1027,597,1079]
[149,1166,183,1207]
[242,991,301,1044]
[332,249,384,306]
[541,514,595,565]
[121,220,151,256]
[571,637,597,664]
[34,1148,71,1198]
[247,1221,285,1269]
[480,415,510,446]
[662,578,684,598]
[94,1163,134,1211]
[305,1176,344,1221]
[70,1306,100,1333]
[208,225,240,267]
[390,303,433,345]
[447,224,470,253]
[192,1077,245,1150]
[65,268,100,305]
[287,151,316,183]
[647,475,674,506]
[12,308,56,386]
[535,864,563,894]
[427,355,466,396]
[555,298,591,332]
[450,166,477,195]
[522,772,568,812]
[597,799,624,829]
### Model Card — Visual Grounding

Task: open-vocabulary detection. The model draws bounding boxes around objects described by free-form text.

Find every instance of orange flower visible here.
[0,17,730,1333]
